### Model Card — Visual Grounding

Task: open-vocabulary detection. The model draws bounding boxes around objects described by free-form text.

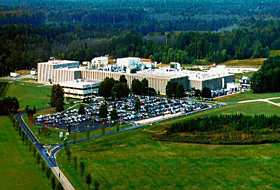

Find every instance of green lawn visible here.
[4,81,51,109]
[0,116,51,190]
[218,90,280,103]
[270,99,280,104]
[269,50,280,57]
[57,102,280,190]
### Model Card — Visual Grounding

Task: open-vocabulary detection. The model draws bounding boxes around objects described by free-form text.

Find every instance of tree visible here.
[166,81,177,98]
[0,96,19,115]
[32,146,37,160]
[80,161,85,177]
[176,83,185,98]
[41,159,46,171]
[131,79,142,95]
[86,173,92,189]
[36,153,41,165]
[135,97,140,112]
[201,87,212,98]
[110,109,118,121]
[66,148,71,161]
[94,180,100,190]
[119,75,127,84]
[111,82,129,99]
[73,132,77,145]
[142,78,148,89]
[142,78,148,95]
[32,106,37,115]
[98,77,115,99]
[50,84,64,112]
[194,89,201,97]
[46,168,52,183]
[98,103,108,118]
[116,122,120,132]
[86,128,90,140]
[78,103,85,115]
[73,156,78,174]
[51,177,56,190]
[56,183,63,190]
[101,124,105,135]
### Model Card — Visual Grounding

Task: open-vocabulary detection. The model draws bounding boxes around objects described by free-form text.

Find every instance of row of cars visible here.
[112,96,209,121]
[35,95,210,131]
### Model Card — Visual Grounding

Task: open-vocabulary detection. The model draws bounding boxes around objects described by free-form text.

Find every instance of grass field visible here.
[57,102,280,190]
[217,90,280,103]
[0,116,51,190]
[4,81,51,109]
[270,98,280,103]
[221,58,266,68]
[269,50,280,57]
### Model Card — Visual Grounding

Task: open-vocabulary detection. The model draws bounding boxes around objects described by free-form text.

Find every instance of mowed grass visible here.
[218,90,280,103]
[0,116,51,190]
[221,58,266,68]
[270,98,280,103]
[269,50,280,57]
[57,102,280,190]
[4,81,51,109]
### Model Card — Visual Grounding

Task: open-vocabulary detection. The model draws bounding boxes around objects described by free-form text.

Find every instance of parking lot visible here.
[35,95,210,133]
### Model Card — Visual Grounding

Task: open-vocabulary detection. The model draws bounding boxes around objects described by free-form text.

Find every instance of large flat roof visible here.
[38,60,79,65]
[53,66,234,81]
[135,68,234,81]
[59,79,100,88]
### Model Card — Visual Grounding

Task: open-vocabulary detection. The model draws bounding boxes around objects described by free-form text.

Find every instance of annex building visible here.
[60,79,99,99]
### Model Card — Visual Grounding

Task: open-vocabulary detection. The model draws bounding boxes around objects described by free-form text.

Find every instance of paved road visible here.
[16,112,75,190]
[238,97,280,107]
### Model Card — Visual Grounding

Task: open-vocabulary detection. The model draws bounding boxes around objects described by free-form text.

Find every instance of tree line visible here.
[251,56,280,93]
[98,75,129,100]
[1,23,280,76]
[63,145,100,190]
[167,114,280,134]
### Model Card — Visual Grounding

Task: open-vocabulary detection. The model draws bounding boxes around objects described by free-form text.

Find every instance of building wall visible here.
[80,70,178,95]
[38,63,53,83]
[170,76,189,90]
[52,69,76,84]
[189,75,235,90]
[37,61,79,83]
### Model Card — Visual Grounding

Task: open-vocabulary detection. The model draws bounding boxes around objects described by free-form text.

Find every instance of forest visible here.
[0,0,280,76]
[152,114,280,144]
[251,56,280,93]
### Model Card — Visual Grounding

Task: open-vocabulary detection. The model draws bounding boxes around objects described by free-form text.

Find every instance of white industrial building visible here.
[117,57,140,69]
[37,58,235,95]
[91,56,108,69]
[60,79,99,99]
[37,59,79,83]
